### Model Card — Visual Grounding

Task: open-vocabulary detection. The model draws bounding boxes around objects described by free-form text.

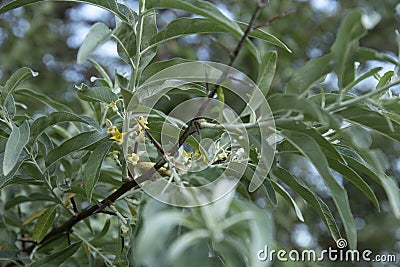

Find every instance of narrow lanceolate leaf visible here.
[271,167,341,240]
[84,141,113,201]
[337,106,400,143]
[31,242,82,267]
[257,51,277,97]
[149,18,291,53]
[330,9,367,88]
[0,0,128,22]
[281,130,356,249]
[380,176,400,218]
[45,130,107,167]
[77,22,111,64]
[32,205,57,242]
[145,0,260,62]
[30,111,100,144]
[271,180,304,222]
[0,153,25,188]
[328,159,379,210]
[285,53,332,94]
[0,67,38,107]
[16,88,73,112]
[3,121,29,176]
[76,84,118,103]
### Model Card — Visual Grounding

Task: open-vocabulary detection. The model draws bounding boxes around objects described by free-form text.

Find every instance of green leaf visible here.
[112,21,136,64]
[145,0,260,62]
[357,47,400,66]
[84,141,113,201]
[141,58,191,84]
[257,51,277,97]
[281,130,356,249]
[16,88,73,112]
[3,121,29,176]
[76,84,118,103]
[262,178,277,206]
[380,176,400,218]
[330,10,367,88]
[0,153,25,188]
[0,0,128,21]
[87,59,113,88]
[45,130,107,167]
[327,159,379,210]
[279,122,345,163]
[5,193,56,210]
[77,22,111,64]
[0,67,38,107]
[238,21,291,53]
[337,106,400,143]
[285,54,332,94]
[271,167,341,240]
[32,205,57,242]
[374,70,394,99]
[30,111,100,144]
[269,94,330,124]
[31,242,82,267]
[271,180,304,222]
[149,18,290,53]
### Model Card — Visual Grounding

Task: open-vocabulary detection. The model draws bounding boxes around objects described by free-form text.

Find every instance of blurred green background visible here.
[1,0,399,266]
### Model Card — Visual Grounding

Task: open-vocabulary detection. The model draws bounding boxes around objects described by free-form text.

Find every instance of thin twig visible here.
[253,9,295,30]
[209,36,234,59]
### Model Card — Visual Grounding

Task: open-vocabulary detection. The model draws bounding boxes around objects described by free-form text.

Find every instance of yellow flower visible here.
[110,128,124,143]
[193,150,209,163]
[127,153,140,166]
[107,125,118,135]
[105,99,123,112]
[136,116,149,131]
[217,150,228,161]
[182,149,192,159]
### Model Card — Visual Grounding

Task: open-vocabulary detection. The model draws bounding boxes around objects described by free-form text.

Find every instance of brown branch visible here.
[253,9,295,30]
[28,0,268,253]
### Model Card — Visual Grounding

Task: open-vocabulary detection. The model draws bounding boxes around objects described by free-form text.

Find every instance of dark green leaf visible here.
[0,67,37,107]
[30,111,100,144]
[45,130,107,167]
[32,205,57,242]
[285,54,332,94]
[330,10,366,88]
[31,242,82,267]
[0,0,128,21]
[76,84,118,103]
[257,51,277,97]
[83,141,113,201]
[16,88,73,112]
[271,180,304,222]
[271,167,341,240]
[327,159,379,210]
[281,130,356,249]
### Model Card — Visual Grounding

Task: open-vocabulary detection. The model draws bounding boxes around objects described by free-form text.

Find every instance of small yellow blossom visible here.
[105,99,123,112]
[193,150,209,163]
[127,153,140,166]
[107,125,117,135]
[217,150,228,161]
[136,116,149,131]
[182,149,192,159]
[110,128,124,143]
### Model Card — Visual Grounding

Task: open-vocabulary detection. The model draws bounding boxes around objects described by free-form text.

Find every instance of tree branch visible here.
[29,0,268,252]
